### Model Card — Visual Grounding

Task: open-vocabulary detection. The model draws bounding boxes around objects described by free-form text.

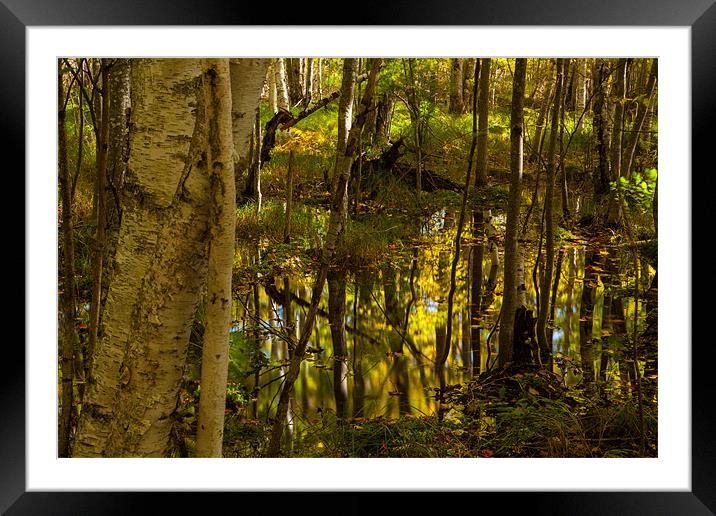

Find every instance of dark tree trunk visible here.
[86,59,110,380]
[622,59,658,180]
[607,58,629,225]
[267,59,381,456]
[475,58,491,187]
[58,62,79,457]
[536,58,565,366]
[285,58,303,106]
[449,58,464,114]
[374,92,392,148]
[328,270,349,420]
[529,60,554,165]
[592,60,611,196]
[498,58,527,367]
[579,250,598,386]
[105,59,131,275]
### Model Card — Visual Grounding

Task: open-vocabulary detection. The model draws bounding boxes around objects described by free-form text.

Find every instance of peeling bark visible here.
[74,59,211,457]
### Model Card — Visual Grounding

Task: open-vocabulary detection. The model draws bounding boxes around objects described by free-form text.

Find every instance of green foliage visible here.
[610,168,657,214]
[286,411,473,458]
[227,328,269,383]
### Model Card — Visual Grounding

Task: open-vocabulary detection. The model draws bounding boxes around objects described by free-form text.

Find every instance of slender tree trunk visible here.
[275,58,290,111]
[244,109,263,207]
[406,59,422,201]
[285,58,303,106]
[86,59,110,379]
[231,60,269,204]
[304,57,314,106]
[195,59,237,458]
[622,59,657,180]
[462,58,476,112]
[105,59,131,273]
[439,59,479,372]
[267,59,381,456]
[328,270,348,420]
[58,62,79,457]
[559,89,570,222]
[498,58,527,367]
[449,58,464,114]
[592,60,611,196]
[574,59,587,128]
[529,60,554,165]
[470,59,486,375]
[607,58,628,225]
[267,60,277,114]
[536,59,565,365]
[475,58,491,187]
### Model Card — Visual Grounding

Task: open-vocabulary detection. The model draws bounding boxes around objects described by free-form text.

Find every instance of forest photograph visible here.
[57,56,658,459]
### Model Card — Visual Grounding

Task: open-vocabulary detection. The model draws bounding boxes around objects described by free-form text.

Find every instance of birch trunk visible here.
[304,57,314,106]
[230,59,269,204]
[267,58,381,456]
[275,58,290,111]
[449,58,464,115]
[267,60,277,114]
[74,58,210,457]
[194,59,237,458]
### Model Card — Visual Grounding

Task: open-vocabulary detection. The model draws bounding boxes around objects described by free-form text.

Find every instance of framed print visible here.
[5,0,713,513]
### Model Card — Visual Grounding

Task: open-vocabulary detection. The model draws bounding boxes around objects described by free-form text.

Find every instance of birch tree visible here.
[195,58,268,457]
[267,58,382,456]
[74,58,211,457]
[73,58,266,457]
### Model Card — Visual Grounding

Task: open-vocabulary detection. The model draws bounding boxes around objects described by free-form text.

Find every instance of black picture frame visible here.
[4,0,711,514]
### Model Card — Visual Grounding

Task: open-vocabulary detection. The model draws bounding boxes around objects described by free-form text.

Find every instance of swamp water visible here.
[224,208,652,432]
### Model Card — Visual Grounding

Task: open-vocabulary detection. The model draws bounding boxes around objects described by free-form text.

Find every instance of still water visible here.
[230,210,651,428]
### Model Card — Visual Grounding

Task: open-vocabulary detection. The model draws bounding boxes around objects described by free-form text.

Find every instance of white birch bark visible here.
[267,60,277,114]
[275,58,290,111]
[195,59,237,457]
[229,59,269,198]
[74,58,210,457]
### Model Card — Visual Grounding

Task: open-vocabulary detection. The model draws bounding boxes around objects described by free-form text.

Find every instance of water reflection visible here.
[231,212,652,431]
